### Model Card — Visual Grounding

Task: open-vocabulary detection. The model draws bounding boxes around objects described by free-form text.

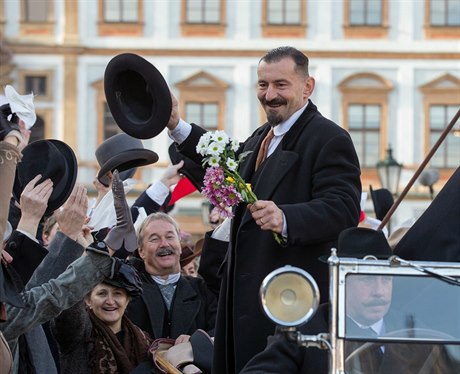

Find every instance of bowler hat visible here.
[96,133,159,186]
[320,227,393,262]
[104,53,172,139]
[13,139,77,215]
[370,185,394,221]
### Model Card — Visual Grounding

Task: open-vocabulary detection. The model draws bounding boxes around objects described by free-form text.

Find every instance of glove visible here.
[0,104,21,142]
[104,170,138,252]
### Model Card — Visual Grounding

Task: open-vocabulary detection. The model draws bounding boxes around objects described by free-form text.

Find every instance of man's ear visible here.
[304,76,315,98]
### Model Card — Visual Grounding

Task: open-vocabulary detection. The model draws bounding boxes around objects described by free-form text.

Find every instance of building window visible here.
[24,0,48,22]
[349,0,382,26]
[104,0,138,22]
[186,0,220,24]
[103,102,120,140]
[430,0,460,26]
[261,0,306,37]
[175,71,229,131]
[429,105,460,168]
[181,0,226,36]
[343,0,388,38]
[424,0,460,38]
[19,70,53,101]
[267,0,301,25]
[420,74,460,173]
[348,104,381,167]
[338,72,393,187]
[98,0,143,36]
[185,102,219,130]
[20,0,54,36]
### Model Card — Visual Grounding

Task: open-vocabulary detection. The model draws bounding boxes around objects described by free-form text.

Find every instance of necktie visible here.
[255,128,275,171]
[158,283,176,310]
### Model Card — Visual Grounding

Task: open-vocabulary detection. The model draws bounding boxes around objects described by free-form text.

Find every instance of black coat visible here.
[178,101,362,373]
[126,258,218,340]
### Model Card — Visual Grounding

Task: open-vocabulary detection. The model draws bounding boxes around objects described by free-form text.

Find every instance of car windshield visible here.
[344,273,460,373]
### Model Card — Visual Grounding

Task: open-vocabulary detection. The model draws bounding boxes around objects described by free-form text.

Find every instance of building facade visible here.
[1,0,459,235]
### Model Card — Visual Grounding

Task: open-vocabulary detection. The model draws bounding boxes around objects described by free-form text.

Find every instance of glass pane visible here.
[447,0,460,25]
[430,0,446,26]
[367,0,382,25]
[204,0,220,23]
[25,76,47,96]
[105,0,121,22]
[203,103,218,128]
[366,105,381,129]
[446,135,460,167]
[26,0,48,22]
[185,103,201,123]
[122,0,138,22]
[430,133,445,167]
[268,0,283,24]
[285,0,301,24]
[104,103,119,140]
[365,132,380,166]
[350,0,365,25]
[348,105,364,129]
[187,0,202,23]
[430,105,446,130]
[350,131,364,161]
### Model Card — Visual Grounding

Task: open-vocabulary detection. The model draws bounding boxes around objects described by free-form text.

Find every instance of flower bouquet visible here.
[197,130,283,244]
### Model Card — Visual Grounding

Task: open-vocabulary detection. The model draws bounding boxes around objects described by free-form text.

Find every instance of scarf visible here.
[88,310,151,374]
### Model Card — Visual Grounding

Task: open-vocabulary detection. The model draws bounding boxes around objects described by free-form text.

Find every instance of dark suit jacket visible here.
[178,100,362,373]
[126,258,218,340]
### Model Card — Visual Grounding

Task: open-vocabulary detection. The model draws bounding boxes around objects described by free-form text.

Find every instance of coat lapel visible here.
[141,281,166,339]
[170,278,200,337]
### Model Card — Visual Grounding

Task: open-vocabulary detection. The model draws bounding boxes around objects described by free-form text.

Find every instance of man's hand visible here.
[248,200,284,234]
[93,174,111,206]
[166,92,180,130]
[160,160,184,188]
[56,184,88,241]
[17,175,53,236]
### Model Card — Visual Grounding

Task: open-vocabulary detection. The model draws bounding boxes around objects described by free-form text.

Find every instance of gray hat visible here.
[96,133,158,186]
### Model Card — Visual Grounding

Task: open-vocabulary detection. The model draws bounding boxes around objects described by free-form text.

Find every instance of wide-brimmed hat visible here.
[180,238,204,268]
[370,185,394,221]
[13,139,77,215]
[104,53,172,139]
[96,133,159,186]
[320,227,393,262]
[102,259,143,297]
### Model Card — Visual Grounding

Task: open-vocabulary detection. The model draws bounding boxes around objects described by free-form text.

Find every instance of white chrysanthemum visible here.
[212,130,229,145]
[207,141,225,156]
[197,133,212,155]
[226,158,238,171]
[230,138,239,152]
[207,155,220,167]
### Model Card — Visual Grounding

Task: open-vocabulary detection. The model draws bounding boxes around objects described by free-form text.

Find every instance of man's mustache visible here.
[363,299,390,307]
[156,247,176,257]
[262,98,287,106]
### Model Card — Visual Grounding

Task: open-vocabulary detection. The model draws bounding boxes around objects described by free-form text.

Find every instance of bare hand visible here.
[17,120,31,152]
[160,160,184,188]
[17,175,53,236]
[93,174,111,205]
[166,92,180,130]
[56,184,88,241]
[248,200,284,234]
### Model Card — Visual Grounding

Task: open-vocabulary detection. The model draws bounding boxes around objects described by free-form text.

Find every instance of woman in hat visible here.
[51,261,152,374]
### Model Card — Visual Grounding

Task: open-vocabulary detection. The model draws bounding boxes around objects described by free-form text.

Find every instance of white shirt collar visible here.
[351,317,385,336]
[273,101,309,136]
[151,273,181,285]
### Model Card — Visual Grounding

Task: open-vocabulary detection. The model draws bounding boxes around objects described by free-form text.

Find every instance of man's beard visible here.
[266,111,282,127]
[262,98,287,126]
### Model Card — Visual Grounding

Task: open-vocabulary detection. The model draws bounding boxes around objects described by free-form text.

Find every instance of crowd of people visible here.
[2,45,455,374]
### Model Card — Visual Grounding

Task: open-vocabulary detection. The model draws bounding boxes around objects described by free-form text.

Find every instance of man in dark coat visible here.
[166,46,361,372]
[126,212,217,342]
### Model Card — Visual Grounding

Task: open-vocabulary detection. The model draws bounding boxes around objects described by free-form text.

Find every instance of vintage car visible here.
[260,250,460,373]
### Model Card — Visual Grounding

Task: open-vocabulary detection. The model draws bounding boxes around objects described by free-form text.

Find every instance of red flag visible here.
[168,177,197,205]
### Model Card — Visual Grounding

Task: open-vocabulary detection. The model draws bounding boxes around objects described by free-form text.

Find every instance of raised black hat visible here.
[104,53,172,139]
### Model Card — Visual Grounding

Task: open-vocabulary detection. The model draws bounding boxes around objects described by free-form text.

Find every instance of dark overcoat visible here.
[177,100,362,373]
[126,259,217,340]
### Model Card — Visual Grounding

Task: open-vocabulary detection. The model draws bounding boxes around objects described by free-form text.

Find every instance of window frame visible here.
[181,0,227,37]
[338,72,393,186]
[20,0,54,37]
[18,70,54,101]
[97,0,144,36]
[175,71,229,131]
[343,0,389,39]
[424,0,460,39]
[261,0,307,38]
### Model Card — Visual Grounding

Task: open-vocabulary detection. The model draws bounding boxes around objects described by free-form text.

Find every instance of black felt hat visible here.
[104,53,172,139]
[13,139,77,215]
[96,133,158,186]
[369,185,394,221]
[168,143,205,191]
[320,227,393,262]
